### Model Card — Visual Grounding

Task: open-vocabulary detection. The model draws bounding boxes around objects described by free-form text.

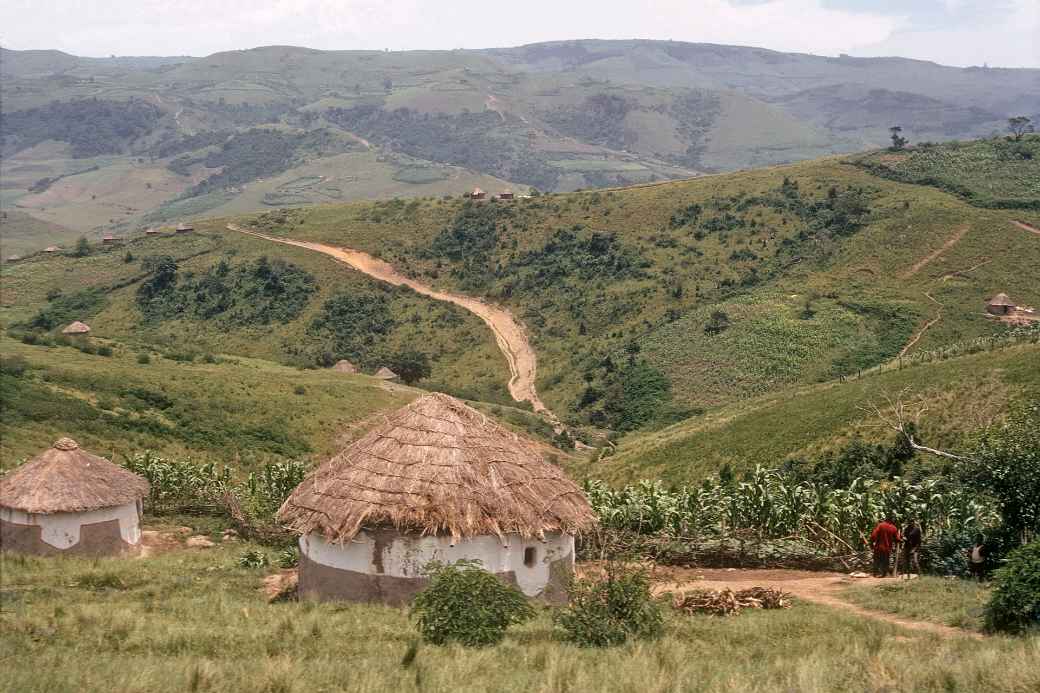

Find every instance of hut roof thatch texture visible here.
[277,393,597,543]
[0,438,149,514]
[332,359,357,373]
[374,367,398,380]
[62,321,91,335]
[988,293,1015,307]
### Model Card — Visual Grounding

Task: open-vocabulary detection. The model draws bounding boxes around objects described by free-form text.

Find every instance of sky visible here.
[0,0,1036,68]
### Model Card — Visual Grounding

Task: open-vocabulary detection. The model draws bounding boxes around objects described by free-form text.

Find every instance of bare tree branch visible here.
[859,388,975,462]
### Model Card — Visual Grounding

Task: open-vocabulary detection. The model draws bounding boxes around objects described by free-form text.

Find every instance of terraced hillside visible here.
[3,40,1037,251]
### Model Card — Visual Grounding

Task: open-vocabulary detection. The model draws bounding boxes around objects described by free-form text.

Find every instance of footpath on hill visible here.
[227,224,561,428]
[645,566,982,639]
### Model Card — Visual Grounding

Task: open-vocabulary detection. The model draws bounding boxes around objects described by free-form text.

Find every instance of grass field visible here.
[843,577,991,632]
[1,542,1037,693]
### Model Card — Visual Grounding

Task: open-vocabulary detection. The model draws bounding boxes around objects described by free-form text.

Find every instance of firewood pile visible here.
[672,586,792,616]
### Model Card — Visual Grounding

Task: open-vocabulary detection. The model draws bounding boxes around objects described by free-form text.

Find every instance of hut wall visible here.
[299,529,574,604]
[0,503,142,555]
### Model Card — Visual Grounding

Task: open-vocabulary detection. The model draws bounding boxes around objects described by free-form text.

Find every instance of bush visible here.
[97,346,113,357]
[985,541,1040,633]
[0,355,30,378]
[137,353,151,364]
[554,563,663,647]
[238,549,270,569]
[411,560,535,647]
[277,547,300,568]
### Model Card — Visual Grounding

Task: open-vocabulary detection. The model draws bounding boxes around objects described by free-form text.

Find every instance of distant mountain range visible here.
[2,40,1038,246]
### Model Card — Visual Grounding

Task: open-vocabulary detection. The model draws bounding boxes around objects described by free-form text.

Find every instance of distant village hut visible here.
[0,438,150,557]
[61,321,91,336]
[144,228,160,236]
[101,234,121,244]
[470,187,487,200]
[277,393,596,605]
[6,255,21,263]
[175,222,194,234]
[498,190,514,200]
[43,246,60,253]
[332,360,358,374]
[986,293,1016,316]
[374,367,399,381]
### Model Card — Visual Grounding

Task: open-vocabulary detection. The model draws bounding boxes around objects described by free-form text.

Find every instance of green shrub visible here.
[97,346,113,357]
[293,385,307,395]
[411,560,534,647]
[238,549,270,569]
[554,563,663,647]
[277,547,300,569]
[137,353,151,364]
[985,541,1040,633]
[0,355,29,378]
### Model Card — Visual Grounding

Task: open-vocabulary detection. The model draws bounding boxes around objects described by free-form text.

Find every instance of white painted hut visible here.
[0,438,150,557]
[277,393,596,605]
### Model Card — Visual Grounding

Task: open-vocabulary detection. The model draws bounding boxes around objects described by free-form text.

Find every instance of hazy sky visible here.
[1,0,1037,68]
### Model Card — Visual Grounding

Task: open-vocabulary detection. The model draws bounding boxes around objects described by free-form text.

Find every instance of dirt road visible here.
[1011,220,1040,236]
[228,224,557,423]
[900,224,969,279]
[647,566,982,639]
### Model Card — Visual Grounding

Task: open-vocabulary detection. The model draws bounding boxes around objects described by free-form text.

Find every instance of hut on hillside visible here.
[374,367,399,381]
[497,190,514,200]
[101,234,121,244]
[277,393,596,605]
[144,228,160,236]
[6,255,22,263]
[43,246,60,253]
[470,187,486,200]
[175,222,194,234]
[0,438,150,557]
[986,293,1016,315]
[331,360,358,374]
[61,321,91,335]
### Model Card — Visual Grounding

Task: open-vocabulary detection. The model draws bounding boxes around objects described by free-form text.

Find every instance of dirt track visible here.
[646,566,982,639]
[900,224,969,279]
[228,224,557,423]
[1011,220,1040,236]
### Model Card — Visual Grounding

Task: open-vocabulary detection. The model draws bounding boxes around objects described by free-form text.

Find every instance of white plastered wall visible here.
[1,503,142,549]
[301,530,574,596]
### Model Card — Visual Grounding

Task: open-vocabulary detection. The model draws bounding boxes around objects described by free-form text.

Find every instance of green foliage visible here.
[1,98,162,157]
[136,353,151,364]
[27,289,106,331]
[124,452,233,513]
[427,203,508,288]
[308,288,395,361]
[543,94,634,150]
[575,357,673,432]
[704,309,730,335]
[889,126,908,151]
[554,563,663,647]
[411,560,535,647]
[243,460,307,518]
[985,541,1040,634]
[380,348,431,385]
[238,549,270,569]
[0,355,29,378]
[277,546,300,569]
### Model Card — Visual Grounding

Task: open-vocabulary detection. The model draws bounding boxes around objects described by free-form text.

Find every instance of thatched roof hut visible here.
[374,366,399,380]
[987,292,1016,315]
[175,222,194,233]
[331,359,358,374]
[278,393,595,604]
[0,438,149,556]
[43,245,60,253]
[61,321,91,335]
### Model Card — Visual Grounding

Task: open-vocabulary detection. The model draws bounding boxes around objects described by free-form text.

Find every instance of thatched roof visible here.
[332,359,357,373]
[277,393,597,543]
[0,438,149,514]
[43,246,60,252]
[988,293,1015,307]
[374,366,398,380]
[62,321,91,334]
[176,222,194,232]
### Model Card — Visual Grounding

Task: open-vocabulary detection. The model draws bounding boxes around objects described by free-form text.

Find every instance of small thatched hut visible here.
[62,321,91,335]
[43,245,60,253]
[175,222,194,234]
[0,438,150,557]
[987,293,1016,315]
[144,228,160,236]
[374,366,399,381]
[332,359,358,374]
[278,393,596,605]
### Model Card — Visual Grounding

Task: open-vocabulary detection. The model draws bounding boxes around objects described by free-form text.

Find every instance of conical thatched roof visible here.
[988,292,1015,307]
[0,438,149,514]
[332,359,357,373]
[43,246,60,252]
[374,366,398,380]
[277,393,596,543]
[62,321,91,334]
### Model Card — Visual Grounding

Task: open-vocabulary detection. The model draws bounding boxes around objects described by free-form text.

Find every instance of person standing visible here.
[870,516,902,578]
[968,534,988,582]
[902,518,923,578]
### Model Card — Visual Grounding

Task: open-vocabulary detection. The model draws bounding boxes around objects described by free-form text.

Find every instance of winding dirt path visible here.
[899,292,942,357]
[227,224,557,424]
[646,567,982,639]
[900,224,969,279]
[1011,220,1040,236]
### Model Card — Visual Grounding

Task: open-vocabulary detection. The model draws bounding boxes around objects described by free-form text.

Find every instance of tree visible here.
[889,126,907,151]
[1007,116,1034,141]
[384,348,431,385]
[704,310,730,335]
[74,237,90,257]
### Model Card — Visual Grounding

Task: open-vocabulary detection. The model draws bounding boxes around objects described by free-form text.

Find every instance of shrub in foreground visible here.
[554,563,663,647]
[411,560,534,647]
[985,541,1040,633]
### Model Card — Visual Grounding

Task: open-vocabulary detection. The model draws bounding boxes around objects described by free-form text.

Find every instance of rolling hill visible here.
[3,40,1037,252]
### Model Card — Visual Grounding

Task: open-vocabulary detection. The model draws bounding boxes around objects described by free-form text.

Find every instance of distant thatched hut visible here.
[470,187,486,200]
[986,293,1016,315]
[498,190,514,200]
[62,321,91,335]
[374,367,399,381]
[101,234,121,244]
[43,246,60,253]
[331,360,358,374]
[144,228,160,236]
[6,255,21,263]
[175,222,194,234]
[277,393,596,605]
[0,438,150,557]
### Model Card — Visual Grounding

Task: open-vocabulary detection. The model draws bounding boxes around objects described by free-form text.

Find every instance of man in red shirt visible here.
[870,516,902,578]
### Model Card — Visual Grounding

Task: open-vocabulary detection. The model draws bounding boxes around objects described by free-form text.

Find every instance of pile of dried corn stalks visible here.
[672,587,792,616]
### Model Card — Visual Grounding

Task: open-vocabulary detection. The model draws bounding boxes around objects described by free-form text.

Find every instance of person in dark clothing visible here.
[870,516,901,578]
[901,518,923,577]
[968,534,988,582]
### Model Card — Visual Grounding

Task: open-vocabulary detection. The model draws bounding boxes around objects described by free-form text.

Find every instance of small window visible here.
[523,546,537,568]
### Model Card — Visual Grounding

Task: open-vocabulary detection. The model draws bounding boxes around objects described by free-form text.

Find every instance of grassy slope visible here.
[0,211,82,258]
[593,343,1040,485]
[843,578,992,632]
[2,545,1038,693]
[245,153,1040,421]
